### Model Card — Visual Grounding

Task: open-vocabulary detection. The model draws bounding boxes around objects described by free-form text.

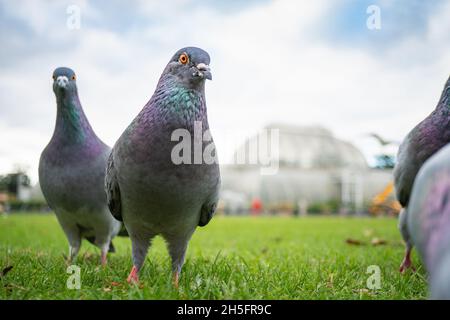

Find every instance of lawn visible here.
[0,213,427,299]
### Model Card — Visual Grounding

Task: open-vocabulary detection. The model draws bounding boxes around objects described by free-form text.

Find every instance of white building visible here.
[220,124,393,214]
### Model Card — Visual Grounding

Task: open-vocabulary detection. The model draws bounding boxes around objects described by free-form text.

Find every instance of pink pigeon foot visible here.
[127,266,139,283]
[399,248,416,273]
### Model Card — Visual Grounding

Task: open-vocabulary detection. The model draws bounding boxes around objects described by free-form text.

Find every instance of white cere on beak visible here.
[56,75,69,88]
[194,63,210,78]
[196,63,210,72]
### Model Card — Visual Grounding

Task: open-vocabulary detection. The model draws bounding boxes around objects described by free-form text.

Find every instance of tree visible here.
[374,154,395,169]
[0,171,31,195]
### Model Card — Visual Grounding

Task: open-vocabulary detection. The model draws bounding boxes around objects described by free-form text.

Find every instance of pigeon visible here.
[407,143,450,299]
[394,75,450,272]
[105,47,220,287]
[367,133,398,146]
[39,67,122,265]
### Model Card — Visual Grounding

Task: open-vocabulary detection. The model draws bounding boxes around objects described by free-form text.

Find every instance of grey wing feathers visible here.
[394,137,416,207]
[199,186,220,227]
[199,200,218,227]
[105,151,123,221]
[198,172,221,227]
[394,168,412,207]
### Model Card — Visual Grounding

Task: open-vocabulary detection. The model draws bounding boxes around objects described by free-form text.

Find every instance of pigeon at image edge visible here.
[394,75,450,272]
[407,143,450,299]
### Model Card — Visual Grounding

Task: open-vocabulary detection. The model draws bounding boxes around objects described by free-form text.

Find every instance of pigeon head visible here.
[163,47,212,89]
[52,67,77,97]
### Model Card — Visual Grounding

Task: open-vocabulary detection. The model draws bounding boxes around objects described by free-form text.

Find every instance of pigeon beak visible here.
[56,76,69,88]
[196,63,212,80]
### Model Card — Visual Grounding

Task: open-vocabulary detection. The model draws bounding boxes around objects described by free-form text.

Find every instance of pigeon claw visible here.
[127,266,139,284]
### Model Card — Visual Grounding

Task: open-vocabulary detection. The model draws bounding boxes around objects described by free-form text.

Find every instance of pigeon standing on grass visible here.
[39,67,122,265]
[394,75,450,272]
[407,144,450,299]
[105,47,220,287]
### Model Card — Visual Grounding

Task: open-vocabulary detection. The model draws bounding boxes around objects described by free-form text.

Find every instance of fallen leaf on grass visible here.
[354,288,378,296]
[111,281,121,287]
[0,266,13,278]
[345,238,366,246]
[4,283,26,291]
[103,287,112,292]
[128,282,145,289]
[354,288,369,294]
[371,238,388,246]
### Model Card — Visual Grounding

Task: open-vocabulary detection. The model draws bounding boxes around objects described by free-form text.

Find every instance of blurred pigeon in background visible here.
[39,67,122,265]
[394,75,450,272]
[407,144,450,299]
[367,133,399,146]
[105,47,220,287]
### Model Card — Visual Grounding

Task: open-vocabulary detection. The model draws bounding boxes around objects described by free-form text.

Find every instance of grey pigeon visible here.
[39,67,122,265]
[407,143,450,299]
[394,75,450,272]
[105,47,220,286]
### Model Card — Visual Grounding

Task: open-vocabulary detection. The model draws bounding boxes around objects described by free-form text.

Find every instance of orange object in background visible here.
[369,181,401,216]
[251,198,263,216]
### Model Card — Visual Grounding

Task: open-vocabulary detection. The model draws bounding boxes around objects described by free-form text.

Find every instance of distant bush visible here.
[307,199,340,215]
[8,199,49,212]
[264,200,342,215]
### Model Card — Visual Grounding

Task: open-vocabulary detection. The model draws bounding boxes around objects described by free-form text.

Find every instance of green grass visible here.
[0,213,427,299]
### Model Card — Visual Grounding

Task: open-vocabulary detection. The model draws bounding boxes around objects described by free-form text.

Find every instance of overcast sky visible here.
[1,0,450,183]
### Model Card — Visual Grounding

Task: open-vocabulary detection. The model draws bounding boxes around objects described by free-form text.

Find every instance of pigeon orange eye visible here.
[71,75,76,80]
[52,75,56,80]
[179,53,189,65]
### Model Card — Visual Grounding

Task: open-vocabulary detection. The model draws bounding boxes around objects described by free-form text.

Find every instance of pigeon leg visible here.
[68,243,81,265]
[57,218,82,264]
[172,271,180,289]
[100,243,109,266]
[398,208,415,272]
[127,233,152,284]
[101,252,107,266]
[166,233,191,289]
[95,237,110,266]
[400,243,415,273]
[66,231,81,264]
[127,266,139,283]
